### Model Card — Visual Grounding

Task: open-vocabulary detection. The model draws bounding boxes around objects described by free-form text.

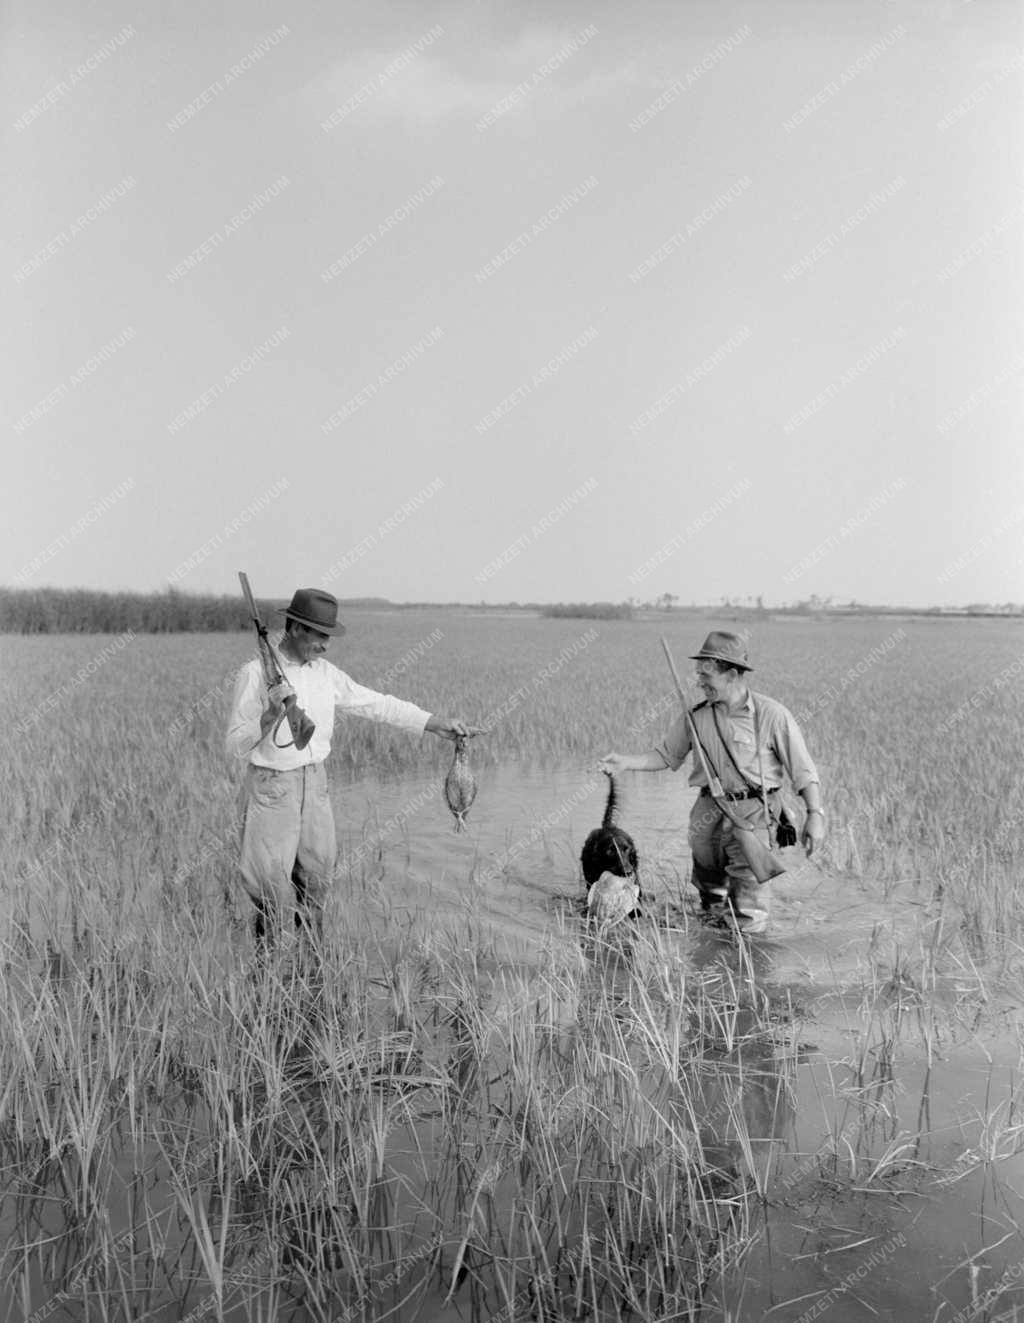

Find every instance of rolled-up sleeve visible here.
[654,713,692,771]
[332,669,431,735]
[771,706,818,792]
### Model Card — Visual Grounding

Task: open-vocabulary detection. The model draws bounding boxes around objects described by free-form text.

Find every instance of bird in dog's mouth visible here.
[581,771,640,927]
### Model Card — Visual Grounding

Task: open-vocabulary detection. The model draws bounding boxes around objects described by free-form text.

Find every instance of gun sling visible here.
[690,705,785,883]
[709,702,797,847]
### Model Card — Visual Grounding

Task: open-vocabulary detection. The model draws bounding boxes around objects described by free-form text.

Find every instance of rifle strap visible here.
[684,710,751,833]
[711,698,777,842]
[710,701,759,791]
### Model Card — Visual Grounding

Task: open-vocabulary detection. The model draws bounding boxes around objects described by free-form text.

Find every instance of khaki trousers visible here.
[688,790,777,926]
[238,764,336,924]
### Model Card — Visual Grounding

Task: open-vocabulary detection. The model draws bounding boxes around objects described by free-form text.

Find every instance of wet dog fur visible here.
[581,773,640,920]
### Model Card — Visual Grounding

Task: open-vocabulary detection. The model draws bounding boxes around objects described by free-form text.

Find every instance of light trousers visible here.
[238,763,336,923]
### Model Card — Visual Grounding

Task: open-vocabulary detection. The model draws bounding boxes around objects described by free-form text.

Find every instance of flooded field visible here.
[335,764,1024,1321]
[2,614,1022,1320]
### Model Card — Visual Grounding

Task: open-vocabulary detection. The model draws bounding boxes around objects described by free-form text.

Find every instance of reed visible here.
[1,614,1022,1318]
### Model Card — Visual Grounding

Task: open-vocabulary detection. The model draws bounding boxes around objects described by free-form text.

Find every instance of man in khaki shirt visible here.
[600,631,824,933]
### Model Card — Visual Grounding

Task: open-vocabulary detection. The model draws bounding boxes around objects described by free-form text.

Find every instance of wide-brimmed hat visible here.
[689,630,752,672]
[276,588,346,635]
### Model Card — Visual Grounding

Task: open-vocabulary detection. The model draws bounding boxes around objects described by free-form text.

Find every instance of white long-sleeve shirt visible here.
[225,649,432,770]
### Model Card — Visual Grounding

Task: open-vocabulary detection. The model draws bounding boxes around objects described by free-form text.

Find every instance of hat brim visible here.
[689,651,752,671]
[277,607,346,636]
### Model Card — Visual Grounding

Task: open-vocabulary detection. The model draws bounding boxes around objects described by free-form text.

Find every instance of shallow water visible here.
[5,759,1023,1321]
[333,759,928,977]
[333,761,1024,1321]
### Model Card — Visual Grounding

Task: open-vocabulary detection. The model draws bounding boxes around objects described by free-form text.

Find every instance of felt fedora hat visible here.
[276,588,347,635]
[689,630,752,671]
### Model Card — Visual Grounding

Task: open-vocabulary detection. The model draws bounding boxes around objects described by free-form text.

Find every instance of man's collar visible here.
[276,638,308,667]
[714,686,752,714]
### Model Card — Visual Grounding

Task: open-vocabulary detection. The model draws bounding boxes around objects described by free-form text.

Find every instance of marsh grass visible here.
[0,919,1018,1322]
[8,613,1023,923]
[0,894,810,1321]
[3,614,1024,1319]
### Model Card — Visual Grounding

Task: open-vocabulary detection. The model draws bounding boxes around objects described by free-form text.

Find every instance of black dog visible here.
[581,772,640,924]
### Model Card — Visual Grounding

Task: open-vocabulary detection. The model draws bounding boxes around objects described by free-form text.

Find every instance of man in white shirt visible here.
[226,586,475,946]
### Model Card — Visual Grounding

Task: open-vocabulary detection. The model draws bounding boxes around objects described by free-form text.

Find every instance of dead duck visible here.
[444,733,477,832]
[586,870,642,928]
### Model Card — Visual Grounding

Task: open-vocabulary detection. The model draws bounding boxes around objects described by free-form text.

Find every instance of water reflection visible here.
[683,935,799,1191]
[333,761,928,988]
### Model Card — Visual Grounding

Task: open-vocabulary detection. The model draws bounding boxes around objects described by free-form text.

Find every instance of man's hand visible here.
[598,753,629,774]
[260,681,295,738]
[425,716,486,740]
[268,680,295,709]
[802,809,826,856]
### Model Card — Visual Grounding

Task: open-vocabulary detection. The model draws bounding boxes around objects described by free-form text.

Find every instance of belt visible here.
[700,785,775,801]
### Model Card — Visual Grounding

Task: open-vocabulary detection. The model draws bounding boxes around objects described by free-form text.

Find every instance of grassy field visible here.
[1,612,1023,1320]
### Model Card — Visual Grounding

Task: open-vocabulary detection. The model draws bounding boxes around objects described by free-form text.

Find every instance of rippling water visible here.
[332,758,925,979]
[333,760,690,948]
[331,760,1024,1322]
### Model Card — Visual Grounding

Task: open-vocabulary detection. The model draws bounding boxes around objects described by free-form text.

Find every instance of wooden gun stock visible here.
[278,692,316,753]
[238,571,316,752]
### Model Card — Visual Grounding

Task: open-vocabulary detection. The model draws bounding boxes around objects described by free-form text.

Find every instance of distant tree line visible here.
[541,602,635,620]
[4,588,1008,634]
[0,588,253,634]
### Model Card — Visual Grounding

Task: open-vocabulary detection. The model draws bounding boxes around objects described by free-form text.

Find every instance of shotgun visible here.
[660,637,784,885]
[238,572,315,751]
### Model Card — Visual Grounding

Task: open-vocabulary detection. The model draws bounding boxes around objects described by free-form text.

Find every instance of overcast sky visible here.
[5,0,1022,608]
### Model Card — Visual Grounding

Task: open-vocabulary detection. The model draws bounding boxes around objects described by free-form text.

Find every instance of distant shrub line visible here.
[4,588,1012,633]
[541,602,635,620]
[0,589,637,633]
[0,588,252,634]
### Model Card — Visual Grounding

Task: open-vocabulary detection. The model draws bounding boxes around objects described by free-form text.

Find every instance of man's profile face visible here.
[695,659,740,704]
[286,622,330,663]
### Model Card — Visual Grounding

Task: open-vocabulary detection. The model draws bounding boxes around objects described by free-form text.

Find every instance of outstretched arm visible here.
[600,709,689,774]
[424,716,485,741]
[599,750,670,773]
